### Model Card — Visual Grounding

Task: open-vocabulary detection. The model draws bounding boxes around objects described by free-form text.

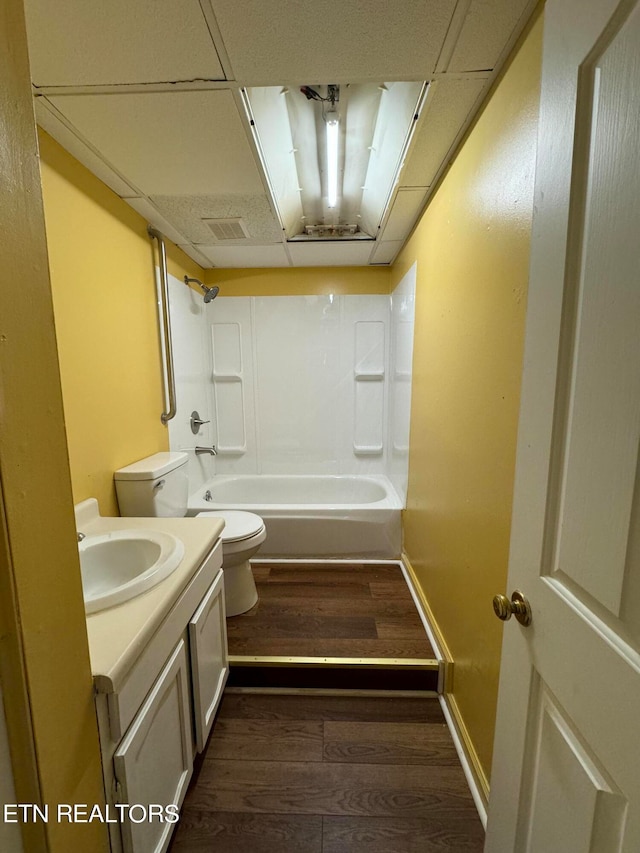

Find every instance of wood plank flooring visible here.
[227,563,436,660]
[170,694,484,852]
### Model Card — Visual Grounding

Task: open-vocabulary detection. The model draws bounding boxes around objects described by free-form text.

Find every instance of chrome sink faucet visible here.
[195,445,217,456]
[77,532,86,542]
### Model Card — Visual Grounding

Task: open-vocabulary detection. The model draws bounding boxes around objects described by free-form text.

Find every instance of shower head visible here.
[184,276,220,303]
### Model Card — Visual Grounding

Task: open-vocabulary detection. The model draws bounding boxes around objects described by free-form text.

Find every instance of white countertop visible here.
[77,500,224,691]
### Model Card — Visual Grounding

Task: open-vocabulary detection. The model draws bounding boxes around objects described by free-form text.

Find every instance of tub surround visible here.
[163,266,415,563]
[166,276,416,504]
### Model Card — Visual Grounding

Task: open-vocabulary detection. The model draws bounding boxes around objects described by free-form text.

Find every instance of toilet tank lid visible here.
[114,452,188,481]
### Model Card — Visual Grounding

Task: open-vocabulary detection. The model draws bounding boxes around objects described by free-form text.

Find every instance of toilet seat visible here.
[196,510,265,543]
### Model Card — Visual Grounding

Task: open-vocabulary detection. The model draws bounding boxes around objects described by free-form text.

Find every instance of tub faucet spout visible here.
[195,445,217,456]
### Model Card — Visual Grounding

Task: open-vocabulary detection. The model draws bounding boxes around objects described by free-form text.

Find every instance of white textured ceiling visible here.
[26,0,537,268]
[47,90,264,196]
[25,0,225,85]
[208,0,457,84]
[447,0,536,72]
[401,78,489,187]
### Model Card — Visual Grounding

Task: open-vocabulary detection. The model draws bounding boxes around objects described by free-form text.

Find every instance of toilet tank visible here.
[114,452,189,517]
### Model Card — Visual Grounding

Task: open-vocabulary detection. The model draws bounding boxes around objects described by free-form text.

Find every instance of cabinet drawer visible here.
[114,639,192,853]
[189,570,229,752]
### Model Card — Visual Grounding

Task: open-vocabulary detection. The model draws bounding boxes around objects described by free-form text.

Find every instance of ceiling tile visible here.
[123,198,187,246]
[287,241,374,267]
[380,188,429,243]
[208,0,457,83]
[25,0,225,86]
[447,0,534,73]
[48,90,264,196]
[197,244,290,268]
[151,194,282,244]
[35,98,137,197]
[369,240,405,265]
[177,244,213,268]
[401,77,488,187]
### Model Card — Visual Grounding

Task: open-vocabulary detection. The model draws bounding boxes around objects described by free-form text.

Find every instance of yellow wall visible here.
[206,265,390,295]
[393,12,543,783]
[39,132,204,515]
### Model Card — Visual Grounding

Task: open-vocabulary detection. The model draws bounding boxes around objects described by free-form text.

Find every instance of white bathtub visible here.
[187,474,402,558]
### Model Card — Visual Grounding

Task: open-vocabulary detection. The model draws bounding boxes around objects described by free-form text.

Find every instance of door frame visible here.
[0,1,107,850]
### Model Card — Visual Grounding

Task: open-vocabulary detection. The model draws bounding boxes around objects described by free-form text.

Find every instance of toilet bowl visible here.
[114,452,266,617]
[196,510,265,616]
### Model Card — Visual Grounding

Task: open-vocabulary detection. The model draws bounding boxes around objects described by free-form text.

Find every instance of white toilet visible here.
[114,452,265,616]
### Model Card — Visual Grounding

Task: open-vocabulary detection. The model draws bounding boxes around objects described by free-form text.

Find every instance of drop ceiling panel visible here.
[208,0,457,83]
[124,198,187,246]
[370,240,405,265]
[151,194,282,244]
[380,188,429,242]
[446,0,534,72]
[287,241,373,267]
[197,244,290,268]
[178,244,213,268]
[25,0,225,86]
[401,77,488,187]
[35,98,137,198]
[48,91,264,196]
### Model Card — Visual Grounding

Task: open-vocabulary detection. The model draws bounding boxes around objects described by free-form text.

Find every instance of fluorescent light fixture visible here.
[325,110,339,209]
[243,81,426,241]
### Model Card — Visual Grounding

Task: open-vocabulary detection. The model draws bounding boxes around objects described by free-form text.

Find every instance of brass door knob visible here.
[492,590,532,626]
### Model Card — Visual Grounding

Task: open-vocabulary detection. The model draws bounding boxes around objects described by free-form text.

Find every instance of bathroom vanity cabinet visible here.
[89,535,227,853]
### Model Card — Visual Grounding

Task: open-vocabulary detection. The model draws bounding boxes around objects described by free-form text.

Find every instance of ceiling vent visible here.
[203,217,251,241]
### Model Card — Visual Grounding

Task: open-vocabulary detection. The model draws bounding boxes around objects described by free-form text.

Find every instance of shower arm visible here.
[184,275,219,303]
[148,226,177,424]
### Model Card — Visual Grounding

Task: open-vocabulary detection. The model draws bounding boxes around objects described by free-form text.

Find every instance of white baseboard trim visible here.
[399,555,452,694]
[399,561,444,659]
[439,693,489,829]
[401,552,489,828]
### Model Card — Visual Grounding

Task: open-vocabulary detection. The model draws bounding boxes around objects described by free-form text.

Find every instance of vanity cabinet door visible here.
[189,569,229,752]
[113,639,192,853]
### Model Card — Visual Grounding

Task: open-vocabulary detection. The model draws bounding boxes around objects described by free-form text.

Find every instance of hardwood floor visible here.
[170,694,484,852]
[168,564,479,850]
[227,563,436,660]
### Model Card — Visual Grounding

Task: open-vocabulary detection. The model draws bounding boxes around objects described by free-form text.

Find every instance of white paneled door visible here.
[485,0,640,850]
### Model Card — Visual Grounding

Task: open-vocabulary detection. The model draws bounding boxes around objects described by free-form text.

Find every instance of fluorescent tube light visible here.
[326,113,339,208]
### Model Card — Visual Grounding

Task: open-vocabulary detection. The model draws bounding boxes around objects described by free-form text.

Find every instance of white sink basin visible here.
[80,529,185,614]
